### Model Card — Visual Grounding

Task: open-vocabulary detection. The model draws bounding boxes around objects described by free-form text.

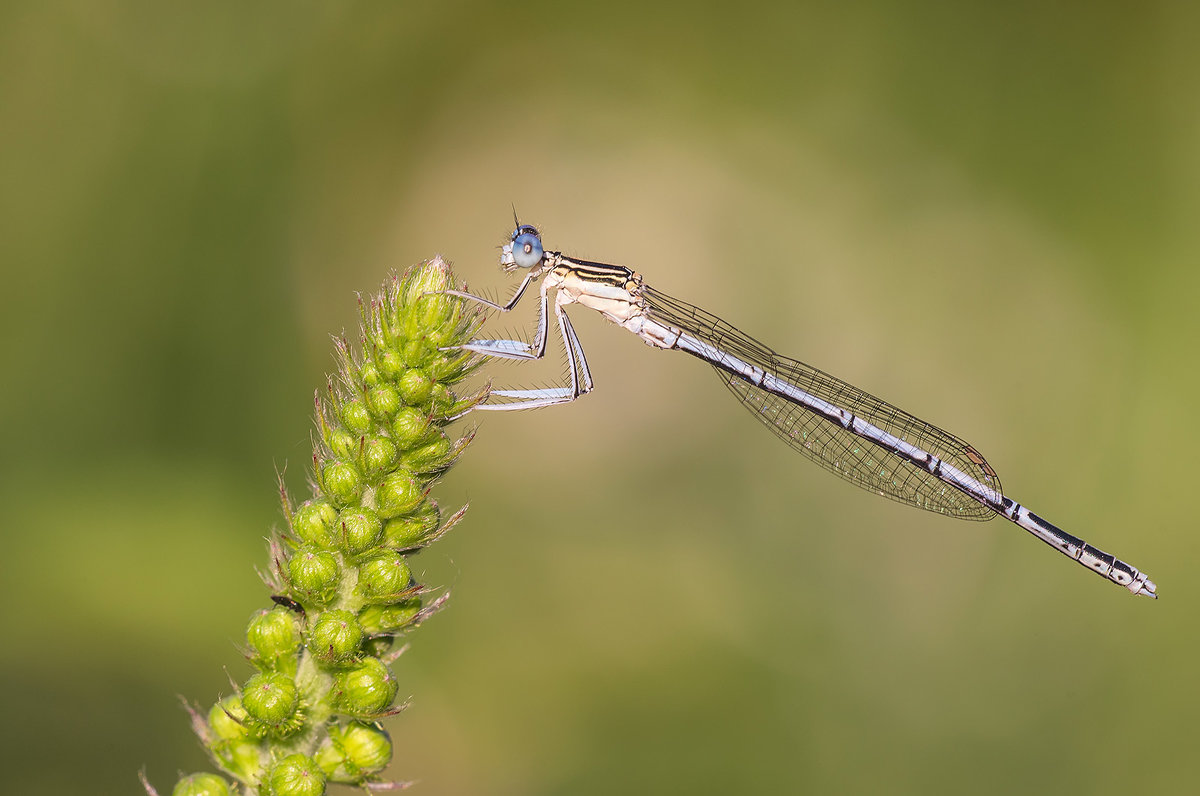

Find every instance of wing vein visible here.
[642,285,1001,520]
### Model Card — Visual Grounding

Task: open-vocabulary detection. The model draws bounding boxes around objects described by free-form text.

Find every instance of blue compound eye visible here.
[511,227,544,268]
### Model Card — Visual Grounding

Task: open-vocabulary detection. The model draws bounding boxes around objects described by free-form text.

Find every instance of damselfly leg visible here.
[442,280,594,411]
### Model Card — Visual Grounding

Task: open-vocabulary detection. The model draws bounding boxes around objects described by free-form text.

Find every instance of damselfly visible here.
[445,222,1157,598]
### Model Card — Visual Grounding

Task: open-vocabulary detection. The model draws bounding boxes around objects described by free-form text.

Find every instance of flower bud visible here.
[242,672,301,737]
[397,368,433,405]
[324,428,358,461]
[288,547,341,606]
[320,460,363,506]
[381,500,439,549]
[426,323,459,350]
[415,270,457,329]
[401,430,451,472]
[362,635,395,658]
[357,599,422,636]
[211,738,263,783]
[389,406,430,449]
[366,384,401,419]
[308,610,364,668]
[291,500,338,548]
[335,507,382,555]
[427,382,455,414]
[359,436,397,479]
[375,469,421,519]
[356,552,412,603]
[171,772,232,796]
[376,348,404,380]
[403,258,450,305]
[359,360,382,387]
[339,399,372,435]
[314,721,393,782]
[208,695,252,741]
[333,658,397,717]
[425,352,463,382]
[247,607,301,672]
[400,340,425,368]
[420,304,453,337]
[265,753,326,796]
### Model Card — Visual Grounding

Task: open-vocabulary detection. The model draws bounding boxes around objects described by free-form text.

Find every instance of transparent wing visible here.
[643,286,1001,520]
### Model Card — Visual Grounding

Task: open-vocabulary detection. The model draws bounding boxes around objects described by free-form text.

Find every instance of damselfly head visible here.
[501,224,544,272]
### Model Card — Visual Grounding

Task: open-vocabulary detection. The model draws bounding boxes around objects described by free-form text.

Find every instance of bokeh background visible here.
[2,2,1197,794]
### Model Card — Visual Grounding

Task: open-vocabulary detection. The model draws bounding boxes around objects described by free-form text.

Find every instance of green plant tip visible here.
[404,259,451,302]
[165,258,479,790]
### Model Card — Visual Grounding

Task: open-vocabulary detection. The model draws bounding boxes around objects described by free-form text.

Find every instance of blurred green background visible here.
[2,2,1197,794]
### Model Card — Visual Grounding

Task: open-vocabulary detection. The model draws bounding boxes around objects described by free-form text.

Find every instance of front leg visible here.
[442,270,539,313]
[445,274,551,361]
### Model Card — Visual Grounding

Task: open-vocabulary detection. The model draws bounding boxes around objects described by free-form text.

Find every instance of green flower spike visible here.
[144,257,486,795]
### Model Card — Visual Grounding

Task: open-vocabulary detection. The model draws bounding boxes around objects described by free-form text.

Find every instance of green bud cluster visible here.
[148,258,483,796]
